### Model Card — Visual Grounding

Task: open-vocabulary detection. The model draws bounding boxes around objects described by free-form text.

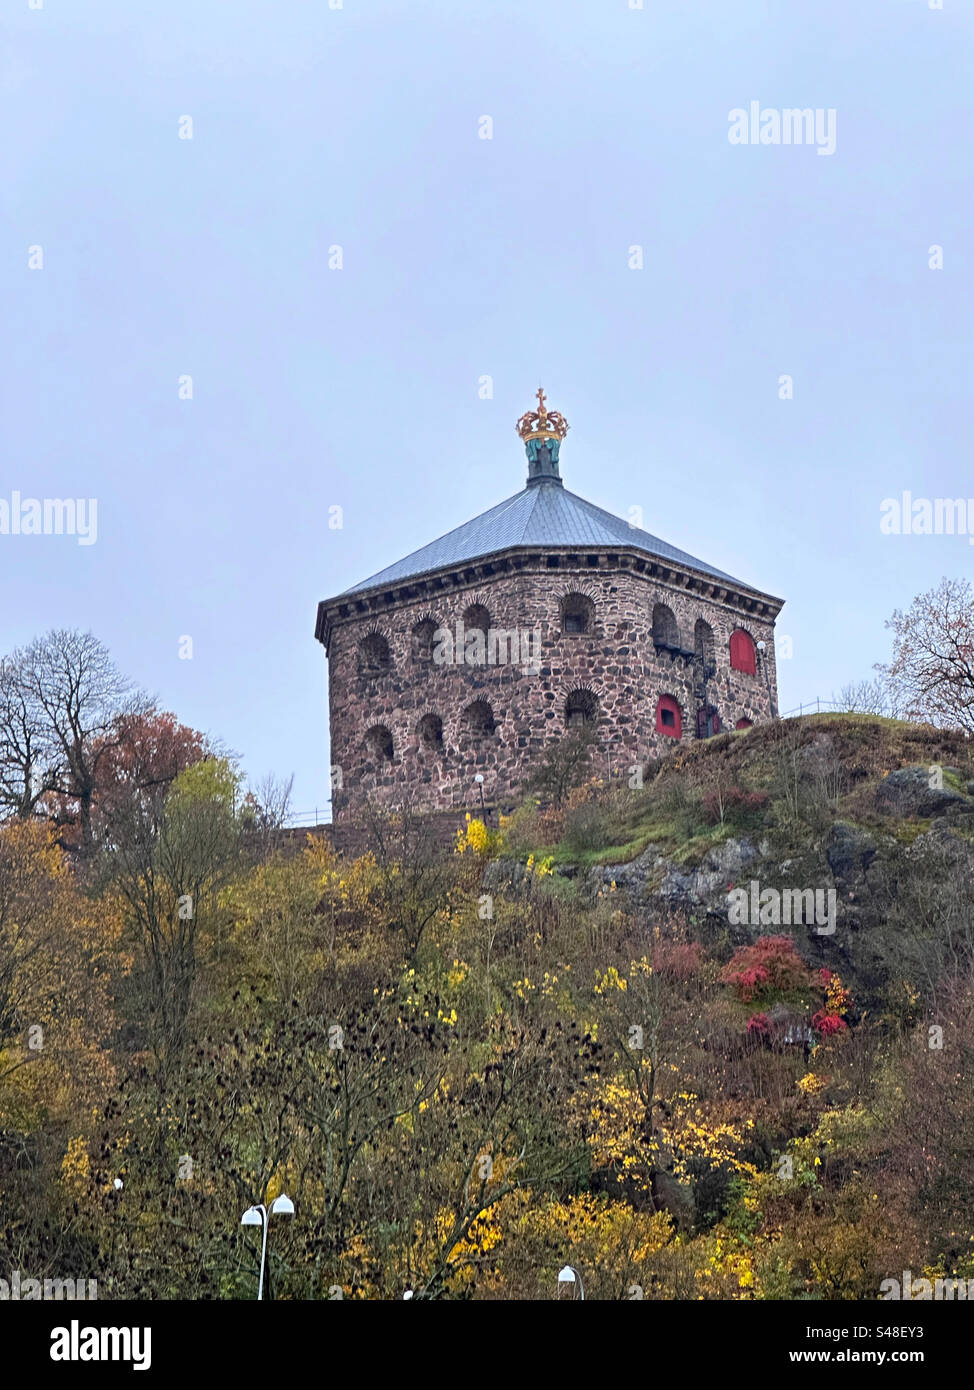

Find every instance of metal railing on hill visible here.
[279,805,332,829]
[779,698,849,718]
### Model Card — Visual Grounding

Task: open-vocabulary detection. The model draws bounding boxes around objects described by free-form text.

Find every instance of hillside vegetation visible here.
[3,710,973,1299]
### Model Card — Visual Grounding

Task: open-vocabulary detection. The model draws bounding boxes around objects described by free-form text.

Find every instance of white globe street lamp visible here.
[240,1194,295,1300]
[557,1264,584,1300]
[755,640,777,718]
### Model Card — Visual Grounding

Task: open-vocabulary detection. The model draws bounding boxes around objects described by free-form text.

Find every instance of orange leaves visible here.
[720,936,813,1003]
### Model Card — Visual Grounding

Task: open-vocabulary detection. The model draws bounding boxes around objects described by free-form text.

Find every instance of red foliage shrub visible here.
[732,967,769,1002]
[812,1011,848,1037]
[720,935,813,1003]
[652,940,704,980]
[746,1012,771,1036]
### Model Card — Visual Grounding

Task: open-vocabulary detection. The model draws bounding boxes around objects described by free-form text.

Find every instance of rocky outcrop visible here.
[585,834,768,907]
[825,822,879,883]
[873,765,974,819]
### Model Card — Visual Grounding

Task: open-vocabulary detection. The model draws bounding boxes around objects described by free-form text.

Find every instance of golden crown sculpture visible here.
[515,387,570,443]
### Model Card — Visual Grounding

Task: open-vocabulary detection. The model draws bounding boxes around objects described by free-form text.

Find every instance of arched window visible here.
[694,618,715,672]
[358,632,392,675]
[417,712,444,750]
[565,688,598,728]
[696,705,721,739]
[463,604,490,638]
[652,604,680,649]
[462,604,490,667]
[561,592,594,636]
[364,724,394,761]
[735,717,753,731]
[461,697,496,738]
[411,618,438,663]
[729,629,757,675]
[656,695,682,739]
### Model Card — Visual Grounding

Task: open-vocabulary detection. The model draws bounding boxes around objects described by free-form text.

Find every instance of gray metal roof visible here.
[339,479,746,597]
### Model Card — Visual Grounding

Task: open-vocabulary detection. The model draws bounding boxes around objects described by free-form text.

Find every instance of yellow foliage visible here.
[455,816,493,856]
[593,966,628,994]
[60,1136,91,1195]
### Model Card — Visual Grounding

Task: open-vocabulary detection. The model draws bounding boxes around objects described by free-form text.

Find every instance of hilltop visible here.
[484,715,974,1012]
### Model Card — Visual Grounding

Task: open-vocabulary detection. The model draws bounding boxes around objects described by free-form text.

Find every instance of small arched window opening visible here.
[652,604,680,650]
[565,688,598,728]
[364,724,394,762]
[561,593,594,636]
[696,705,721,739]
[462,604,490,667]
[358,632,392,675]
[729,628,757,675]
[417,712,444,751]
[462,604,490,639]
[656,694,682,739]
[461,698,496,738]
[694,618,716,675]
[411,618,438,664]
[735,717,754,731]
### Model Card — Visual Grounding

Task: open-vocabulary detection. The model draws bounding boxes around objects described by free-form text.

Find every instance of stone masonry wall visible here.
[325,561,779,815]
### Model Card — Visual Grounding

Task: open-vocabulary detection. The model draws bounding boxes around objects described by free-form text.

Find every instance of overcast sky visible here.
[3,0,971,819]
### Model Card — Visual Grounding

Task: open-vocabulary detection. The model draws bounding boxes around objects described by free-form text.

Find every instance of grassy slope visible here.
[508,714,974,868]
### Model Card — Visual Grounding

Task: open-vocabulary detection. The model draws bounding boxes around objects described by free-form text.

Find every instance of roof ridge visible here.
[339,486,532,596]
[333,476,754,599]
[516,480,545,543]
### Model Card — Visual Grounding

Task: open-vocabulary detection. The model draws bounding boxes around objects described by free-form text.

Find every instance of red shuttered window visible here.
[730,629,757,675]
[656,695,682,738]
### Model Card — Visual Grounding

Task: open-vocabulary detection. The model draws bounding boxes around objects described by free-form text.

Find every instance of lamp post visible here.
[241,1194,295,1300]
[557,1264,584,1300]
[474,772,486,815]
[756,641,777,719]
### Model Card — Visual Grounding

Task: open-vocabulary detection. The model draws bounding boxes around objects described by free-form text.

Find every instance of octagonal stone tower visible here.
[315,391,784,819]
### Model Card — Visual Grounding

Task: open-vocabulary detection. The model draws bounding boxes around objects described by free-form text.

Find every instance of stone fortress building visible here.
[315,391,784,817]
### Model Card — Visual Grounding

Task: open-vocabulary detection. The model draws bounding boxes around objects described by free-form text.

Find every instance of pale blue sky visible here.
[3,0,972,817]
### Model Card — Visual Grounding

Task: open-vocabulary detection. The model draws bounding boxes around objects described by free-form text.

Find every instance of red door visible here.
[697,706,720,739]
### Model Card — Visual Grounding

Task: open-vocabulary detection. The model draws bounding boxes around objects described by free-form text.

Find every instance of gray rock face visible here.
[582,842,667,900]
[660,836,766,903]
[586,835,765,908]
[482,858,534,895]
[873,766,973,819]
[826,823,878,882]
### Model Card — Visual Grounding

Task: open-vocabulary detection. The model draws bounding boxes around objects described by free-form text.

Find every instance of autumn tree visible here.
[6,630,149,848]
[880,981,974,1264]
[878,576,974,733]
[525,724,598,806]
[0,821,119,1278]
[90,709,209,842]
[832,676,901,718]
[374,1015,596,1299]
[0,657,62,819]
[364,797,458,958]
[108,758,241,1074]
[583,938,715,1225]
[239,772,296,860]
